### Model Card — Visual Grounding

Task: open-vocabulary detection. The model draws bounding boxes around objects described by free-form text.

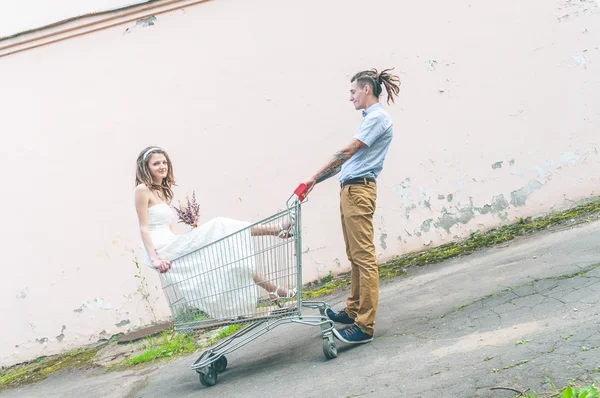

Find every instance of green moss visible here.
[0,346,101,392]
[114,324,244,369]
[302,197,600,299]
[123,331,196,367]
[303,277,351,300]
[203,324,243,347]
[518,384,599,398]
[384,198,600,271]
[322,271,334,283]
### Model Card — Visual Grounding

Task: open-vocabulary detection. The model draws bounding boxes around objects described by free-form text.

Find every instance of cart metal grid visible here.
[158,185,337,387]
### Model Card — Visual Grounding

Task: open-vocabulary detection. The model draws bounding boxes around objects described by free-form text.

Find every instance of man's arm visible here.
[303,138,366,194]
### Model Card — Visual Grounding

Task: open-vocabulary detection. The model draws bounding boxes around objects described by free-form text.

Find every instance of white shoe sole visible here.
[332,328,373,344]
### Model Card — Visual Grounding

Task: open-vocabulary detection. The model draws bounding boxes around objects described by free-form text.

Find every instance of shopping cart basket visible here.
[158,184,337,387]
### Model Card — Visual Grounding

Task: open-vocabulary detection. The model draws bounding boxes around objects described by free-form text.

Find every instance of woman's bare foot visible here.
[272,286,296,298]
[253,274,297,304]
[277,220,293,239]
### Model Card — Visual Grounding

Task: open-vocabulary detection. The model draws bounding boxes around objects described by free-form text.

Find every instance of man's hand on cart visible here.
[297,139,362,200]
[152,257,172,273]
[296,179,315,201]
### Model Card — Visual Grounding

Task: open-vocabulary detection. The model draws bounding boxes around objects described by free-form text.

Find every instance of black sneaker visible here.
[326,308,355,325]
[333,324,373,344]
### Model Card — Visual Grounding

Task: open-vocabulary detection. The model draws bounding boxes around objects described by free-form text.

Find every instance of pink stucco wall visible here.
[1,0,599,367]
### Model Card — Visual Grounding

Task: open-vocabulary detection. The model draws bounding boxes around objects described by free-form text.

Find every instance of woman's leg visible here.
[250,221,292,238]
[253,273,294,297]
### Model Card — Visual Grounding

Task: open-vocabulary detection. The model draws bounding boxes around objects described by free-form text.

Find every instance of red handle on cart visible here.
[294,183,308,201]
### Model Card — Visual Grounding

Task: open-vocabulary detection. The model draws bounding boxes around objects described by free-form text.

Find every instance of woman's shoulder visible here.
[134,184,151,201]
[134,184,150,194]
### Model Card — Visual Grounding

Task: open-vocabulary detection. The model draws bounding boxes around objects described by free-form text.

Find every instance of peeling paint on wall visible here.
[434,202,476,233]
[419,186,431,209]
[379,233,388,250]
[393,178,411,206]
[432,193,512,233]
[95,297,113,310]
[420,218,434,233]
[392,178,413,218]
[115,319,131,327]
[557,0,599,21]
[390,148,591,237]
[510,180,543,206]
[560,151,580,165]
[572,52,589,68]
[426,59,438,71]
[56,325,66,342]
[74,301,94,313]
[474,195,510,220]
[136,16,157,28]
[534,160,557,178]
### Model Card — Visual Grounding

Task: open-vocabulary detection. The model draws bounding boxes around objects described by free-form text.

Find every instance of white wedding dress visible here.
[141,203,259,320]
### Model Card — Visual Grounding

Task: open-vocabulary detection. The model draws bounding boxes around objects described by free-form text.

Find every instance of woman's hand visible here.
[152,257,172,273]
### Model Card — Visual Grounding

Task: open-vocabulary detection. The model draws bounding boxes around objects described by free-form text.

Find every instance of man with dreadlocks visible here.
[301,68,401,344]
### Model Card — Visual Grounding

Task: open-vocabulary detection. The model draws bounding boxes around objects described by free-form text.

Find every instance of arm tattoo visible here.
[313,150,352,183]
[315,165,342,183]
[311,140,363,184]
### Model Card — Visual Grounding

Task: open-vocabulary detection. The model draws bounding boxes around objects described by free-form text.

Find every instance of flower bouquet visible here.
[173,190,201,228]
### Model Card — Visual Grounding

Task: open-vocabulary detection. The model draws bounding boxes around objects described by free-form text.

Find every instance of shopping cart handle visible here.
[294,183,308,201]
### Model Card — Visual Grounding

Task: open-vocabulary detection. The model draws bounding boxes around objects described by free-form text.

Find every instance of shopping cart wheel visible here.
[199,367,218,387]
[211,355,228,373]
[322,338,338,359]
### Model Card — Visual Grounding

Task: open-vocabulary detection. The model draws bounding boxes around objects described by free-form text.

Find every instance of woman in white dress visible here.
[134,146,295,318]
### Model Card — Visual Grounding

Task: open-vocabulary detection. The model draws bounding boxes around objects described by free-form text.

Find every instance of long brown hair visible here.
[135,146,175,203]
[351,68,401,105]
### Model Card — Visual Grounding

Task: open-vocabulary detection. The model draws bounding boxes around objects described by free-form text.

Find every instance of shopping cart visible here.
[158,184,338,387]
